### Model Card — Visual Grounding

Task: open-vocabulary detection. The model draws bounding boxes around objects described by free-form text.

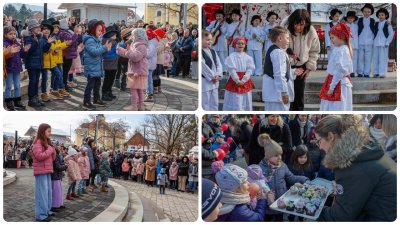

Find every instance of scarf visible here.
[369,126,387,146]
[219,190,251,215]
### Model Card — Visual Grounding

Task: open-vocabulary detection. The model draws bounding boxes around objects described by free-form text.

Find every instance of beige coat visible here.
[145,159,156,181]
[156,39,168,65]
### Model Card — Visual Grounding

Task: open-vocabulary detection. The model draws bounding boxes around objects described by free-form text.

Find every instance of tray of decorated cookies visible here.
[269,178,334,220]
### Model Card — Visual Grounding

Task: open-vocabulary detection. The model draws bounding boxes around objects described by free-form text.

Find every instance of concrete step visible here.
[136,194,171,222]
[122,191,144,222]
[219,88,396,104]
[218,75,397,91]
[218,100,397,111]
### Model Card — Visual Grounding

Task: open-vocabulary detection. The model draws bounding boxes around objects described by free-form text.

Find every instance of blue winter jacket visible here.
[82,35,108,77]
[216,199,268,222]
[24,34,51,70]
[83,144,95,170]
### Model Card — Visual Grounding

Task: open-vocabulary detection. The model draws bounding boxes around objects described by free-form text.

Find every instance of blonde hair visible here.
[382,115,397,136]
[236,181,249,194]
[268,26,289,43]
[344,38,353,58]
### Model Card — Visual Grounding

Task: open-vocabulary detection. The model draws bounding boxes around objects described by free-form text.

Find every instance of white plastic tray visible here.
[269,178,333,220]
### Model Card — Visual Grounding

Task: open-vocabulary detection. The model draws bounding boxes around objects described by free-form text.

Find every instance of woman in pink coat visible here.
[116,28,149,111]
[77,147,90,196]
[32,123,56,222]
[136,158,145,183]
[65,147,81,200]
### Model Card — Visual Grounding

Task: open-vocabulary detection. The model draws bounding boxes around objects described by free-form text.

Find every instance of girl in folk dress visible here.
[319,23,353,111]
[262,26,295,111]
[245,15,265,76]
[222,37,255,111]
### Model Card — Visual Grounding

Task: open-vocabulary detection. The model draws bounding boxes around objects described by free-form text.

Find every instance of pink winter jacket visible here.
[78,154,90,179]
[169,164,178,181]
[66,157,82,184]
[136,162,145,175]
[116,40,148,77]
[32,141,56,176]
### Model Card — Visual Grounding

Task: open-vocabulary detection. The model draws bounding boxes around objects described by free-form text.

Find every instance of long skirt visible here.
[320,85,353,111]
[51,179,64,208]
[35,174,52,220]
[222,90,252,111]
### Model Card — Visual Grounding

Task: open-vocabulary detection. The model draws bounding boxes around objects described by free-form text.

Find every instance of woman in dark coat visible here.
[246,115,292,165]
[316,115,396,221]
[289,114,309,147]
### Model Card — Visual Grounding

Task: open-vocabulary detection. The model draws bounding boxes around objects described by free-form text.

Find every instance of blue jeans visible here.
[171,59,178,75]
[77,179,85,192]
[188,181,198,191]
[4,71,21,98]
[67,181,76,194]
[41,69,48,93]
[147,70,154,95]
[28,69,41,100]
[50,66,64,91]
[84,76,101,101]
[35,174,52,220]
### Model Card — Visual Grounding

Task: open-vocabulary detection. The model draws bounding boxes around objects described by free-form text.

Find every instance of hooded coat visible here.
[318,126,397,221]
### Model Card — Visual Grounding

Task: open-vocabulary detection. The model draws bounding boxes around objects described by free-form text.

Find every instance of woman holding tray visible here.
[315,115,396,221]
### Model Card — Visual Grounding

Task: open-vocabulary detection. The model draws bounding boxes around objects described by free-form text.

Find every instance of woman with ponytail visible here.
[316,115,396,221]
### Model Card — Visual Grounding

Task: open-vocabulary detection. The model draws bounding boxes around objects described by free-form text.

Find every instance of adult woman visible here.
[369,114,387,147]
[32,123,56,222]
[145,154,156,186]
[316,115,396,221]
[289,114,309,147]
[247,115,292,165]
[281,9,320,111]
[178,156,190,192]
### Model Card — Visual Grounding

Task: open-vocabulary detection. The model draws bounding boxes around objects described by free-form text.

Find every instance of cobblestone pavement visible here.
[18,75,198,111]
[3,168,114,222]
[111,178,198,222]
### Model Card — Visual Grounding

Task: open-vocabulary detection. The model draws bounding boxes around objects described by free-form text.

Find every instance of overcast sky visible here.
[4,114,147,141]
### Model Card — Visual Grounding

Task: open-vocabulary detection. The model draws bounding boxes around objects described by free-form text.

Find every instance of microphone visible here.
[286,48,300,61]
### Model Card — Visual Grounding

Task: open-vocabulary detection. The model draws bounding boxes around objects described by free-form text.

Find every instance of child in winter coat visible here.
[102,25,120,101]
[66,147,82,200]
[153,28,167,93]
[372,8,394,78]
[77,147,90,196]
[24,19,53,108]
[116,28,133,91]
[145,26,158,102]
[163,43,173,77]
[262,26,295,111]
[3,26,26,110]
[169,161,178,189]
[258,133,309,221]
[51,145,68,211]
[136,158,145,183]
[188,158,199,193]
[157,168,168,194]
[116,28,149,111]
[82,19,112,110]
[215,164,268,222]
[288,145,315,180]
[122,158,130,180]
[68,25,84,78]
[100,152,111,192]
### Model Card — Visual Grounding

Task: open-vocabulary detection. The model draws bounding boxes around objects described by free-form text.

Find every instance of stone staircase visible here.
[217,71,397,111]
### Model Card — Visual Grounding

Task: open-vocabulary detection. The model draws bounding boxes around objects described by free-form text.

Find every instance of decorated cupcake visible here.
[290,186,299,195]
[295,201,305,214]
[298,185,306,195]
[306,204,317,216]
[311,198,322,208]
[277,199,286,209]
[286,200,295,211]
[294,183,302,188]
[302,189,314,199]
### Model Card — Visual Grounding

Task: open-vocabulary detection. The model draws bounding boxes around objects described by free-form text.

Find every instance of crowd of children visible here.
[202,4,395,111]
[3,15,198,111]
[202,114,397,221]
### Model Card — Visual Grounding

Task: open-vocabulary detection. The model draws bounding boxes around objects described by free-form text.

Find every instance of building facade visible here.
[144,3,198,26]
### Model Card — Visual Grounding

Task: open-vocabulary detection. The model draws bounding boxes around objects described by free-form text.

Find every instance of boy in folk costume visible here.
[202,31,223,111]
[225,9,246,55]
[344,11,359,77]
[262,26,295,111]
[357,4,376,78]
[245,15,265,76]
[222,37,255,111]
[324,9,342,60]
[372,8,394,78]
[263,11,278,54]
[205,10,228,74]
[319,23,353,111]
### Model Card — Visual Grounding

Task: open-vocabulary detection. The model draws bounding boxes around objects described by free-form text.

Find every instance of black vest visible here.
[263,45,290,81]
[202,49,218,78]
[358,17,375,35]
[329,22,334,28]
[373,22,389,38]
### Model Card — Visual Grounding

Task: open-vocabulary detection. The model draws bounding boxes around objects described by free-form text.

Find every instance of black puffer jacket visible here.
[51,154,68,180]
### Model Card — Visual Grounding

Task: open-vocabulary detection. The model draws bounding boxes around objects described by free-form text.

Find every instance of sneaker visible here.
[144,95,154,102]
[51,91,64,100]
[59,89,70,97]
[93,99,106,106]
[41,93,51,102]
[83,101,96,110]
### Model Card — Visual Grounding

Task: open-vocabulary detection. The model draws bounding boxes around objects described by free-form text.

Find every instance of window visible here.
[156,10,162,17]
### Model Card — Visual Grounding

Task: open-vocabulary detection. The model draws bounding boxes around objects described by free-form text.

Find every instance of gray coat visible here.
[157,173,168,186]
[318,126,397,221]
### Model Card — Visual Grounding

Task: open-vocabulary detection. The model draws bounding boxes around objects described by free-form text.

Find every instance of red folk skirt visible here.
[319,74,352,101]
[225,72,255,94]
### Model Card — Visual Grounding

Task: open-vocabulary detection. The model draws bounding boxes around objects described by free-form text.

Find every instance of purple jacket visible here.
[216,199,267,222]
[58,29,79,59]
[3,39,25,74]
